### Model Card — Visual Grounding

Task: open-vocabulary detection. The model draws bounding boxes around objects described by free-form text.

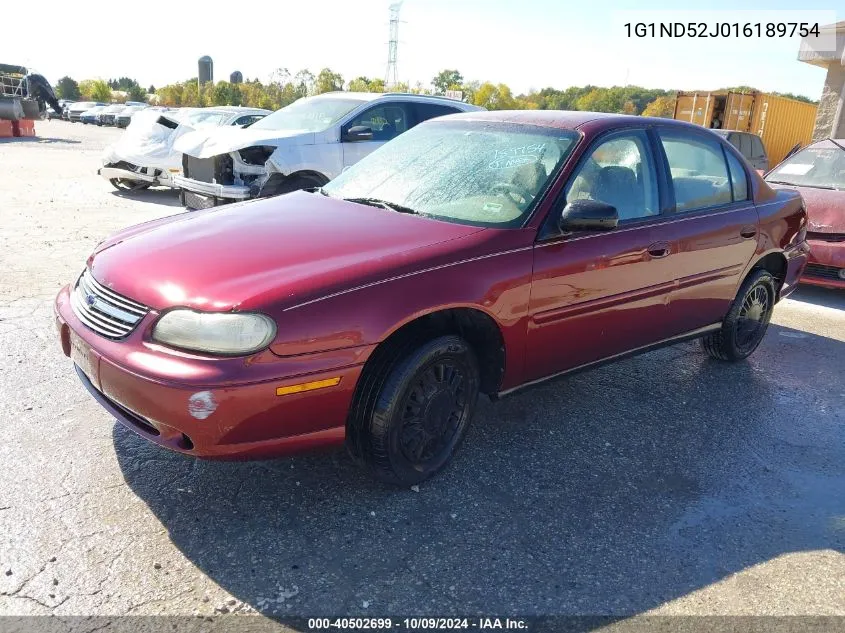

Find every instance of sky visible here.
[10,0,840,100]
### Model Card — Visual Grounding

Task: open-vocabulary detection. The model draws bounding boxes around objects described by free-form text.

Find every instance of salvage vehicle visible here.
[81,105,108,124]
[96,103,128,126]
[713,130,769,171]
[55,111,808,484]
[115,105,146,128]
[67,101,104,122]
[172,92,483,209]
[765,138,845,289]
[99,106,270,191]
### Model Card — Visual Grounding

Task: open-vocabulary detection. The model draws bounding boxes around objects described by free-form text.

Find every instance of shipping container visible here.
[673,91,817,165]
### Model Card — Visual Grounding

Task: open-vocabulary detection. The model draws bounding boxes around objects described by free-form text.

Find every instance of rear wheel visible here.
[349,335,480,485]
[110,178,151,192]
[701,269,775,361]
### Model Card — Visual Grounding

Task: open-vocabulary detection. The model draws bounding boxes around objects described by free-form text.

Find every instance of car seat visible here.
[593,166,643,219]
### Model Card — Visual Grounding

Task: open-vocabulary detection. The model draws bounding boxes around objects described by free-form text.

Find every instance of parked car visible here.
[80,105,108,124]
[115,104,147,128]
[713,130,769,171]
[765,138,845,289]
[99,106,271,191]
[96,104,127,126]
[173,92,483,209]
[66,101,104,122]
[54,111,808,484]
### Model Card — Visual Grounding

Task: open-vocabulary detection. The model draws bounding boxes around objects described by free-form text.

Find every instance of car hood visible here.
[769,184,845,233]
[88,192,484,312]
[174,126,315,159]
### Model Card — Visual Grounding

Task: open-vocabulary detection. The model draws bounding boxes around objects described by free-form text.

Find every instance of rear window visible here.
[659,131,732,211]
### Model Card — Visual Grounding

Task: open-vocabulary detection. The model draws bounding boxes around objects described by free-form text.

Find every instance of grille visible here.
[70,270,149,339]
[101,114,115,124]
[183,191,217,210]
[804,264,844,281]
[183,154,234,184]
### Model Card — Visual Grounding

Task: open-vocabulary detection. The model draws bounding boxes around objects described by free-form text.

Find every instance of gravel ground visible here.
[0,121,843,629]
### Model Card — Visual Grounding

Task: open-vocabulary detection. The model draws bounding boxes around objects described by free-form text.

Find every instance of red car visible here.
[765,138,845,289]
[54,111,809,485]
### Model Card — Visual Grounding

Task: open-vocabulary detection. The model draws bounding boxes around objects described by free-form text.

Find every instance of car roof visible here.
[308,91,481,109]
[435,110,745,133]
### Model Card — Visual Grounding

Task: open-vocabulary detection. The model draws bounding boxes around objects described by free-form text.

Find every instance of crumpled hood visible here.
[173,126,315,159]
[769,184,845,233]
[89,192,483,312]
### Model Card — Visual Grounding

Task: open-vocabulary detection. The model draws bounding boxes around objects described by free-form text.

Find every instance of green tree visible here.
[90,79,112,102]
[642,95,676,118]
[212,81,233,105]
[55,76,80,100]
[293,69,314,97]
[148,85,155,94]
[126,84,146,102]
[432,69,463,95]
[77,79,94,100]
[314,68,343,94]
[347,76,370,92]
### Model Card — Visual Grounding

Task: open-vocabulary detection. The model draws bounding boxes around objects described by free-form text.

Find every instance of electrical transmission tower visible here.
[385,2,403,89]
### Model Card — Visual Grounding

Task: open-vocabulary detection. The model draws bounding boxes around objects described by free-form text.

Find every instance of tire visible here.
[349,335,480,485]
[109,178,151,192]
[258,175,320,198]
[701,269,776,361]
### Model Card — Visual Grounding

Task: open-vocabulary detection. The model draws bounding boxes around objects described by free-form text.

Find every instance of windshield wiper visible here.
[343,197,419,215]
[767,180,836,190]
[828,138,845,154]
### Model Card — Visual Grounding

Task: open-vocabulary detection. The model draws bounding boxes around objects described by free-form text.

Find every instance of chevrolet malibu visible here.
[54,111,809,485]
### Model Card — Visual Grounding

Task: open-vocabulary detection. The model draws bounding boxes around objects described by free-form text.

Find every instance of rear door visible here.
[652,128,759,334]
[341,101,411,168]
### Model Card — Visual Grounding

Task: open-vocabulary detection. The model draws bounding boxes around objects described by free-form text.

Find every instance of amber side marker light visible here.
[276,377,341,397]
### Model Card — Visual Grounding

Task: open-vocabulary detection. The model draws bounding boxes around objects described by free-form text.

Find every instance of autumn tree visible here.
[90,79,112,102]
[642,95,676,118]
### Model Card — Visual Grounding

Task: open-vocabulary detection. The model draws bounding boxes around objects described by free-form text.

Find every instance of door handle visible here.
[740,226,757,239]
[647,242,670,258]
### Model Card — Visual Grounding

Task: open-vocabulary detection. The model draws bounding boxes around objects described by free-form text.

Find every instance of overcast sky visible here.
[12,0,839,99]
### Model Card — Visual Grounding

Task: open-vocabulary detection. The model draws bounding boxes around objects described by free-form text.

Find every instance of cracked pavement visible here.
[0,121,843,629]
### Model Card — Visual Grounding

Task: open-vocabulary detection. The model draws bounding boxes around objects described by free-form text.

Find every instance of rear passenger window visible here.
[725,150,749,201]
[414,103,461,124]
[659,132,732,212]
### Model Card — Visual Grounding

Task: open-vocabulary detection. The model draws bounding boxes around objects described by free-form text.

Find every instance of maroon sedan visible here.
[54,111,808,485]
[765,138,845,289]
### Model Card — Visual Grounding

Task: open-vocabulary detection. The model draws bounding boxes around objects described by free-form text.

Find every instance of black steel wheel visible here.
[350,335,480,485]
[701,269,776,361]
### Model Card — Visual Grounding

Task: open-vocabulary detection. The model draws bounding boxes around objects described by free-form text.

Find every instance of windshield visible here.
[766,141,845,190]
[184,110,229,128]
[249,96,363,133]
[323,120,579,228]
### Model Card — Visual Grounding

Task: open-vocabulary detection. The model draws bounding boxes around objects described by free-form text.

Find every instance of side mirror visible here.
[343,125,373,142]
[559,199,619,232]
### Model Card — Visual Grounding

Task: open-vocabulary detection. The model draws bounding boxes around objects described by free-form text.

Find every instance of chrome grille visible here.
[70,270,149,339]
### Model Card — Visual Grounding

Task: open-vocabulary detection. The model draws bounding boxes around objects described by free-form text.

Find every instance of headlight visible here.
[152,310,276,355]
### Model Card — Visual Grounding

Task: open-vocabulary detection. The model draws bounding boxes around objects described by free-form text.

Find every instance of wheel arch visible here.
[748,251,787,298]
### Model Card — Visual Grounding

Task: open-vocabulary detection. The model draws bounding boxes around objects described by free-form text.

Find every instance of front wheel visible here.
[110,178,150,192]
[701,269,776,361]
[351,335,480,485]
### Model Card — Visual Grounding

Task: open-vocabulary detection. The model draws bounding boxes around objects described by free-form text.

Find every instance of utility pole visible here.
[385,2,403,89]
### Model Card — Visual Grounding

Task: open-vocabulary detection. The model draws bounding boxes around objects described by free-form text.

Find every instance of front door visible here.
[527,129,676,381]
[342,103,410,168]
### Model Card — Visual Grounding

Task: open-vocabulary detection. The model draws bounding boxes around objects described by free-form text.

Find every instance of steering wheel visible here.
[491,182,533,206]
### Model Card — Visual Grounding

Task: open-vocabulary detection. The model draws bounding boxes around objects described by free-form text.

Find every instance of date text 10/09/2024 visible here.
[307,618,528,630]
[623,22,821,38]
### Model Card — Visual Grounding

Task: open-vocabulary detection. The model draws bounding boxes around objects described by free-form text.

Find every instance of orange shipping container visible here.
[673,91,817,165]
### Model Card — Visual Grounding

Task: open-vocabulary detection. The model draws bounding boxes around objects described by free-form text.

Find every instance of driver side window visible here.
[346,104,409,142]
[566,131,659,221]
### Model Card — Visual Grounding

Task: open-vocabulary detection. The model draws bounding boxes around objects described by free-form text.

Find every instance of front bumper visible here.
[99,166,156,184]
[55,285,368,459]
[802,239,845,290]
[173,175,252,201]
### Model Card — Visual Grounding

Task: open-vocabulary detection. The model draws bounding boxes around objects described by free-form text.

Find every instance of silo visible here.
[198,56,213,85]
[230,71,243,84]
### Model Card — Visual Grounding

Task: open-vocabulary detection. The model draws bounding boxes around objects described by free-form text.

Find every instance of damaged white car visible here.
[99,106,270,192]
[172,92,483,209]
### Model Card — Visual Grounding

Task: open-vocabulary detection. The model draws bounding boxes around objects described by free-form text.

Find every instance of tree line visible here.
[53,68,817,116]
